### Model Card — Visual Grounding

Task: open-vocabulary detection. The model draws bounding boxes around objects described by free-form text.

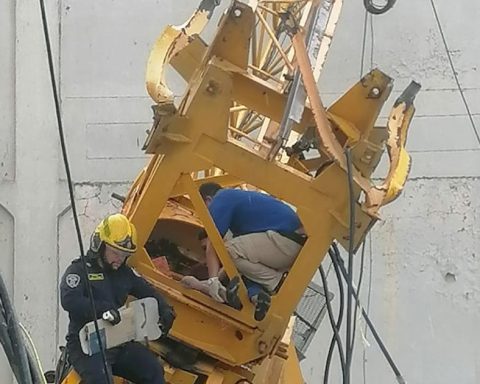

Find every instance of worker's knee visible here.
[67,343,110,384]
[72,356,111,384]
[133,362,165,384]
[79,371,110,384]
[150,362,165,384]
[115,342,165,384]
[141,360,165,384]
[140,355,165,382]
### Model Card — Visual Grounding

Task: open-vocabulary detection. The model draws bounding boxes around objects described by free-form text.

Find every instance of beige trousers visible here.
[225,230,302,291]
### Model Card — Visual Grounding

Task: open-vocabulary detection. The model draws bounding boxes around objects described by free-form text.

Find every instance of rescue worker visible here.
[60,213,175,384]
[199,183,306,321]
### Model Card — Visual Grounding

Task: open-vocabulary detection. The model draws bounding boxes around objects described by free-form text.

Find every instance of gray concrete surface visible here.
[301,178,480,383]
[0,0,478,383]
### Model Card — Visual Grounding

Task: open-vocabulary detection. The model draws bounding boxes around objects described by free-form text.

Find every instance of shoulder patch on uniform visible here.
[66,273,81,288]
[88,273,104,281]
[131,268,141,277]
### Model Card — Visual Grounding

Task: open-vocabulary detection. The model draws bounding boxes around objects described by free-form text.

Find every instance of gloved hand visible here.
[158,306,176,336]
[102,308,121,325]
[207,277,226,303]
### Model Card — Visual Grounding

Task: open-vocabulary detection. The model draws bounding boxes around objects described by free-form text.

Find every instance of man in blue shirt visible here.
[199,183,306,320]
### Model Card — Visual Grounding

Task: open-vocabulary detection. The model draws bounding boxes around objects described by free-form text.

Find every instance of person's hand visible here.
[158,306,176,336]
[207,277,226,303]
[102,309,121,325]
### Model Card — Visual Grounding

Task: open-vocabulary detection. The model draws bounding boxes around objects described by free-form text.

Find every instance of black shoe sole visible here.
[254,291,271,321]
[226,276,243,310]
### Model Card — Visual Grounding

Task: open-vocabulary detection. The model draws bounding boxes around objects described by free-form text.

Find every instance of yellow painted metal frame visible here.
[115,0,419,382]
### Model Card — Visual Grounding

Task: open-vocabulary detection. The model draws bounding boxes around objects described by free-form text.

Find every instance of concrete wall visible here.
[0,0,478,383]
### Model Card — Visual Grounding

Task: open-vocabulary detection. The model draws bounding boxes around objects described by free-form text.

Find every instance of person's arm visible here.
[205,239,221,278]
[60,263,112,322]
[205,191,236,277]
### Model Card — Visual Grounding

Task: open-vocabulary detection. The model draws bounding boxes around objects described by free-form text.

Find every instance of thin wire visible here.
[369,13,375,68]
[353,13,369,362]
[360,9,369,78]
[349,240,366,356]
[363,232,374,384]
[37,2,112,383]
[361,14,375,383]
[344,147,356,384]
[351,12,373,383]
[429,0,480,145]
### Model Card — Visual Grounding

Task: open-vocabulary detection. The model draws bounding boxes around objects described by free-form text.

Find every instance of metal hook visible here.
[363,0,397,15]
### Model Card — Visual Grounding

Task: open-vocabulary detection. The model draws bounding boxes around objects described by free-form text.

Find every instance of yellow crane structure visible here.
[59,0,419,382]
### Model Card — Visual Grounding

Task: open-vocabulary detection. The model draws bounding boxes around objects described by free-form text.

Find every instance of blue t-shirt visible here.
[208,189,301,237]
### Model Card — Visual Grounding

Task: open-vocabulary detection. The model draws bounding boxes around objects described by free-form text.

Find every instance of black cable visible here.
[0,274,32,384]
[333,247,406,384]
[363,0,397,15]
[323,247,346,384]
[319,264,346,384]
[0,283,47,383]
[429,0,480,145]
[344,147,355,384]
[0,302,22,381]
[37,2,112,383]
[25,343,46,384]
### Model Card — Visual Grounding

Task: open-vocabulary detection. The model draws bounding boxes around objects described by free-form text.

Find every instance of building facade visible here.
[0,1,479,382]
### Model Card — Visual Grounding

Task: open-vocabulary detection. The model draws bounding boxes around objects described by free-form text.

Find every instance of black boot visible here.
[254,290,271,321]
[226,276,243,310]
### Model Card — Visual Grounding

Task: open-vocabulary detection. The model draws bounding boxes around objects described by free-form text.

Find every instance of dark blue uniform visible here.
[60,257,171,384]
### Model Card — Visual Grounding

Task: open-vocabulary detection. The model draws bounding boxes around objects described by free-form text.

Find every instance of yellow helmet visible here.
[90,214,137,254]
